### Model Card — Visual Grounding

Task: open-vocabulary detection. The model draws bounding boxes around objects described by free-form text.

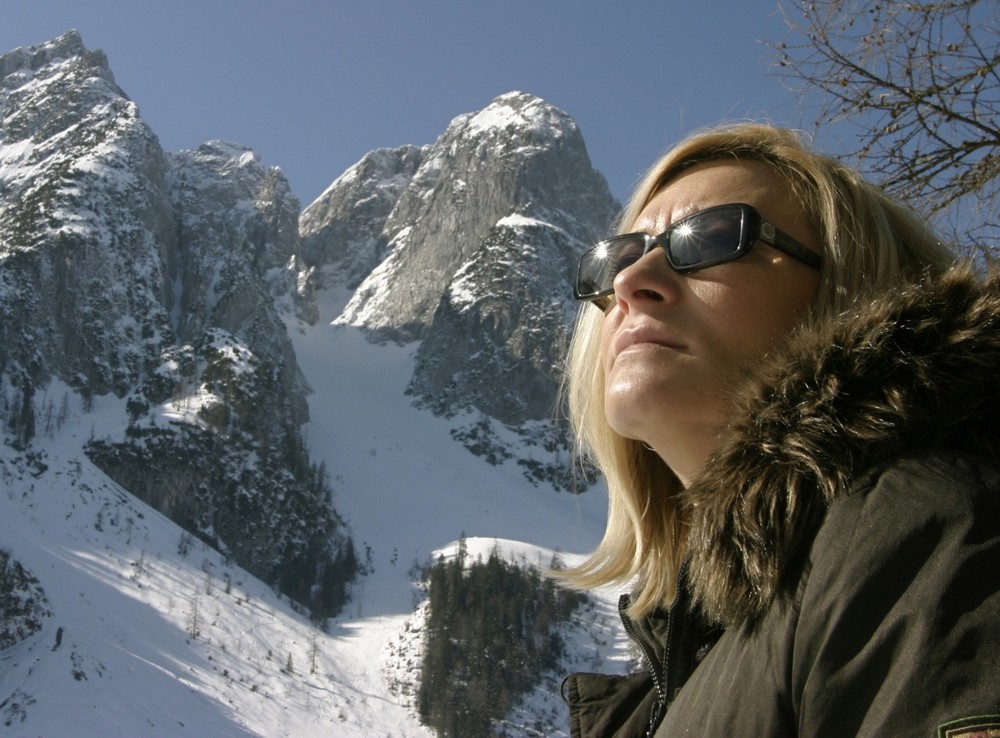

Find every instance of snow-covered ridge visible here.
[462,90,575,143]
[0,30,90,83]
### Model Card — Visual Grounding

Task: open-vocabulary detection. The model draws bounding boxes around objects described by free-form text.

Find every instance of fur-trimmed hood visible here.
[681,266,1000,627]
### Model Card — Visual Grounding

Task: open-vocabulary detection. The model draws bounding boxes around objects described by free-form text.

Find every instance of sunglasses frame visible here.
[574,202,822,305]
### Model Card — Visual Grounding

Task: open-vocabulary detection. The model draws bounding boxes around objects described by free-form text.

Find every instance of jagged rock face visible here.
[0,550,52,651]
[410,216,581,424]
[0,32,353,617]
[305,92,618,486]
[166,141,311,426]
[300,145,426,291]
[0,31,311,446]
[0,30,175,396]
[168,141,310,322]
[334,92,618,344]
[406,213,602,491]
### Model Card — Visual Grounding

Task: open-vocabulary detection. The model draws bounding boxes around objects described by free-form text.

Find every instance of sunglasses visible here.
[574,202,822,307]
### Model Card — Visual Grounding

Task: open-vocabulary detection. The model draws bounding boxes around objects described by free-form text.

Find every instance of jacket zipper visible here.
[619,594,672,738]
[620,560,691,737]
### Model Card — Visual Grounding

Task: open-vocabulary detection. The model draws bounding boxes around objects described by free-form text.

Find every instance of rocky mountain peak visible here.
[299,91,617,487]
[331,91,616,343]
[0,30,96,79]
[455,90,575,151]
[0,30,172,397]
[0,31,120,147]
[167,140,308,327]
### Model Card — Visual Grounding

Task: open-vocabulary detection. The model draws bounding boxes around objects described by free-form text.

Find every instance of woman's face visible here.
[600,160,822,485]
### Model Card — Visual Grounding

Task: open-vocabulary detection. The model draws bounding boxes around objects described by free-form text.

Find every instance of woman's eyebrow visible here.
[630,204,694,235]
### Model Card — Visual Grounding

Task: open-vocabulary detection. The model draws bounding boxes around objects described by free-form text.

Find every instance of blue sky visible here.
[3,0,845,208]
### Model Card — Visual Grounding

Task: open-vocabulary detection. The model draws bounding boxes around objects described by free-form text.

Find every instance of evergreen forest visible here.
[417,540,587,737]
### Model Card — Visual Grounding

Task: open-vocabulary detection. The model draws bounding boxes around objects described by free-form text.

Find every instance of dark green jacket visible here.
[565,269,1000,737]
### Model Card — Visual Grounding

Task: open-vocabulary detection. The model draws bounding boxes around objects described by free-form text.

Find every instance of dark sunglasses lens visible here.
[577,236,646,298]
[667,207,745,269]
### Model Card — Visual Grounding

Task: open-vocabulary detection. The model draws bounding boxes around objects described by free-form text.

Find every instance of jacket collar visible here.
[679,266,1000,626]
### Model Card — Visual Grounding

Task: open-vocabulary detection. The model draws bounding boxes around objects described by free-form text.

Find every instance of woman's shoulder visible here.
[789,448,1000,734]
[798,446,1000,632]
[806,447,1000,588]
[830,447,1000,535]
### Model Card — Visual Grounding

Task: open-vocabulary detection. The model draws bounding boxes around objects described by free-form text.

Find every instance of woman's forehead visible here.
[632,160,788,232]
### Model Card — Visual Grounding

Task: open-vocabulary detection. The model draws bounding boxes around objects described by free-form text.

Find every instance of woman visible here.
[560,123,1000,737]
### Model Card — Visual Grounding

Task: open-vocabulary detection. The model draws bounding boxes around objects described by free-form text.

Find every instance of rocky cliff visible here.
[304,92,618,488]
[0,30,174,399]
[0,31,355,620]
[300,144,427,292]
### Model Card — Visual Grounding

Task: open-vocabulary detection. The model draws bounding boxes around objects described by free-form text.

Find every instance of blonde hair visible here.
[562,123,955,617]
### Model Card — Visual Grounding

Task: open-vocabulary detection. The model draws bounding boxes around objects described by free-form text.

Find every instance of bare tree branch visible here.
[770,0,1000,249]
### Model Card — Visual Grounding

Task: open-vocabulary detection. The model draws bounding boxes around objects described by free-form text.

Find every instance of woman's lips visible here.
[613,326,686,358]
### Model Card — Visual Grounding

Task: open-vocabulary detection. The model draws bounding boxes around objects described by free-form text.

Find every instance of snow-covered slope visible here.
[0,289,632,736]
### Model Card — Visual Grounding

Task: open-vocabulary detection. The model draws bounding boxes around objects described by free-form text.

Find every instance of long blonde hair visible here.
[562,123,955,617]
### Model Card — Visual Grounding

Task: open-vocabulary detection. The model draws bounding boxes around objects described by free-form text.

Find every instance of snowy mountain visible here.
[0,30,174,398]
[0,30,355,629]
[305,92,617,489]
[327,91,616,345]
[0,31,630,736]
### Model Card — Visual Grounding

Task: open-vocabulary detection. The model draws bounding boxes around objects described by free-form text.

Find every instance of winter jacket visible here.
[564,268,1000,737]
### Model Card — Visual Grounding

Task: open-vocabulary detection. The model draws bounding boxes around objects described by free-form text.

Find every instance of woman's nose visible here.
[612,246,681,311]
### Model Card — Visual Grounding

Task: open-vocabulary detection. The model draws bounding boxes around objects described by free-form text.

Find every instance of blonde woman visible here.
[561,123,1000,737]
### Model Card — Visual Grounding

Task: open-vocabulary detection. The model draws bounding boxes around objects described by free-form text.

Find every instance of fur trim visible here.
[681,266,1000,626]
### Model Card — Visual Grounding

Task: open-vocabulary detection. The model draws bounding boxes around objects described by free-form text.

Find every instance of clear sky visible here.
[3,0,846,208]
